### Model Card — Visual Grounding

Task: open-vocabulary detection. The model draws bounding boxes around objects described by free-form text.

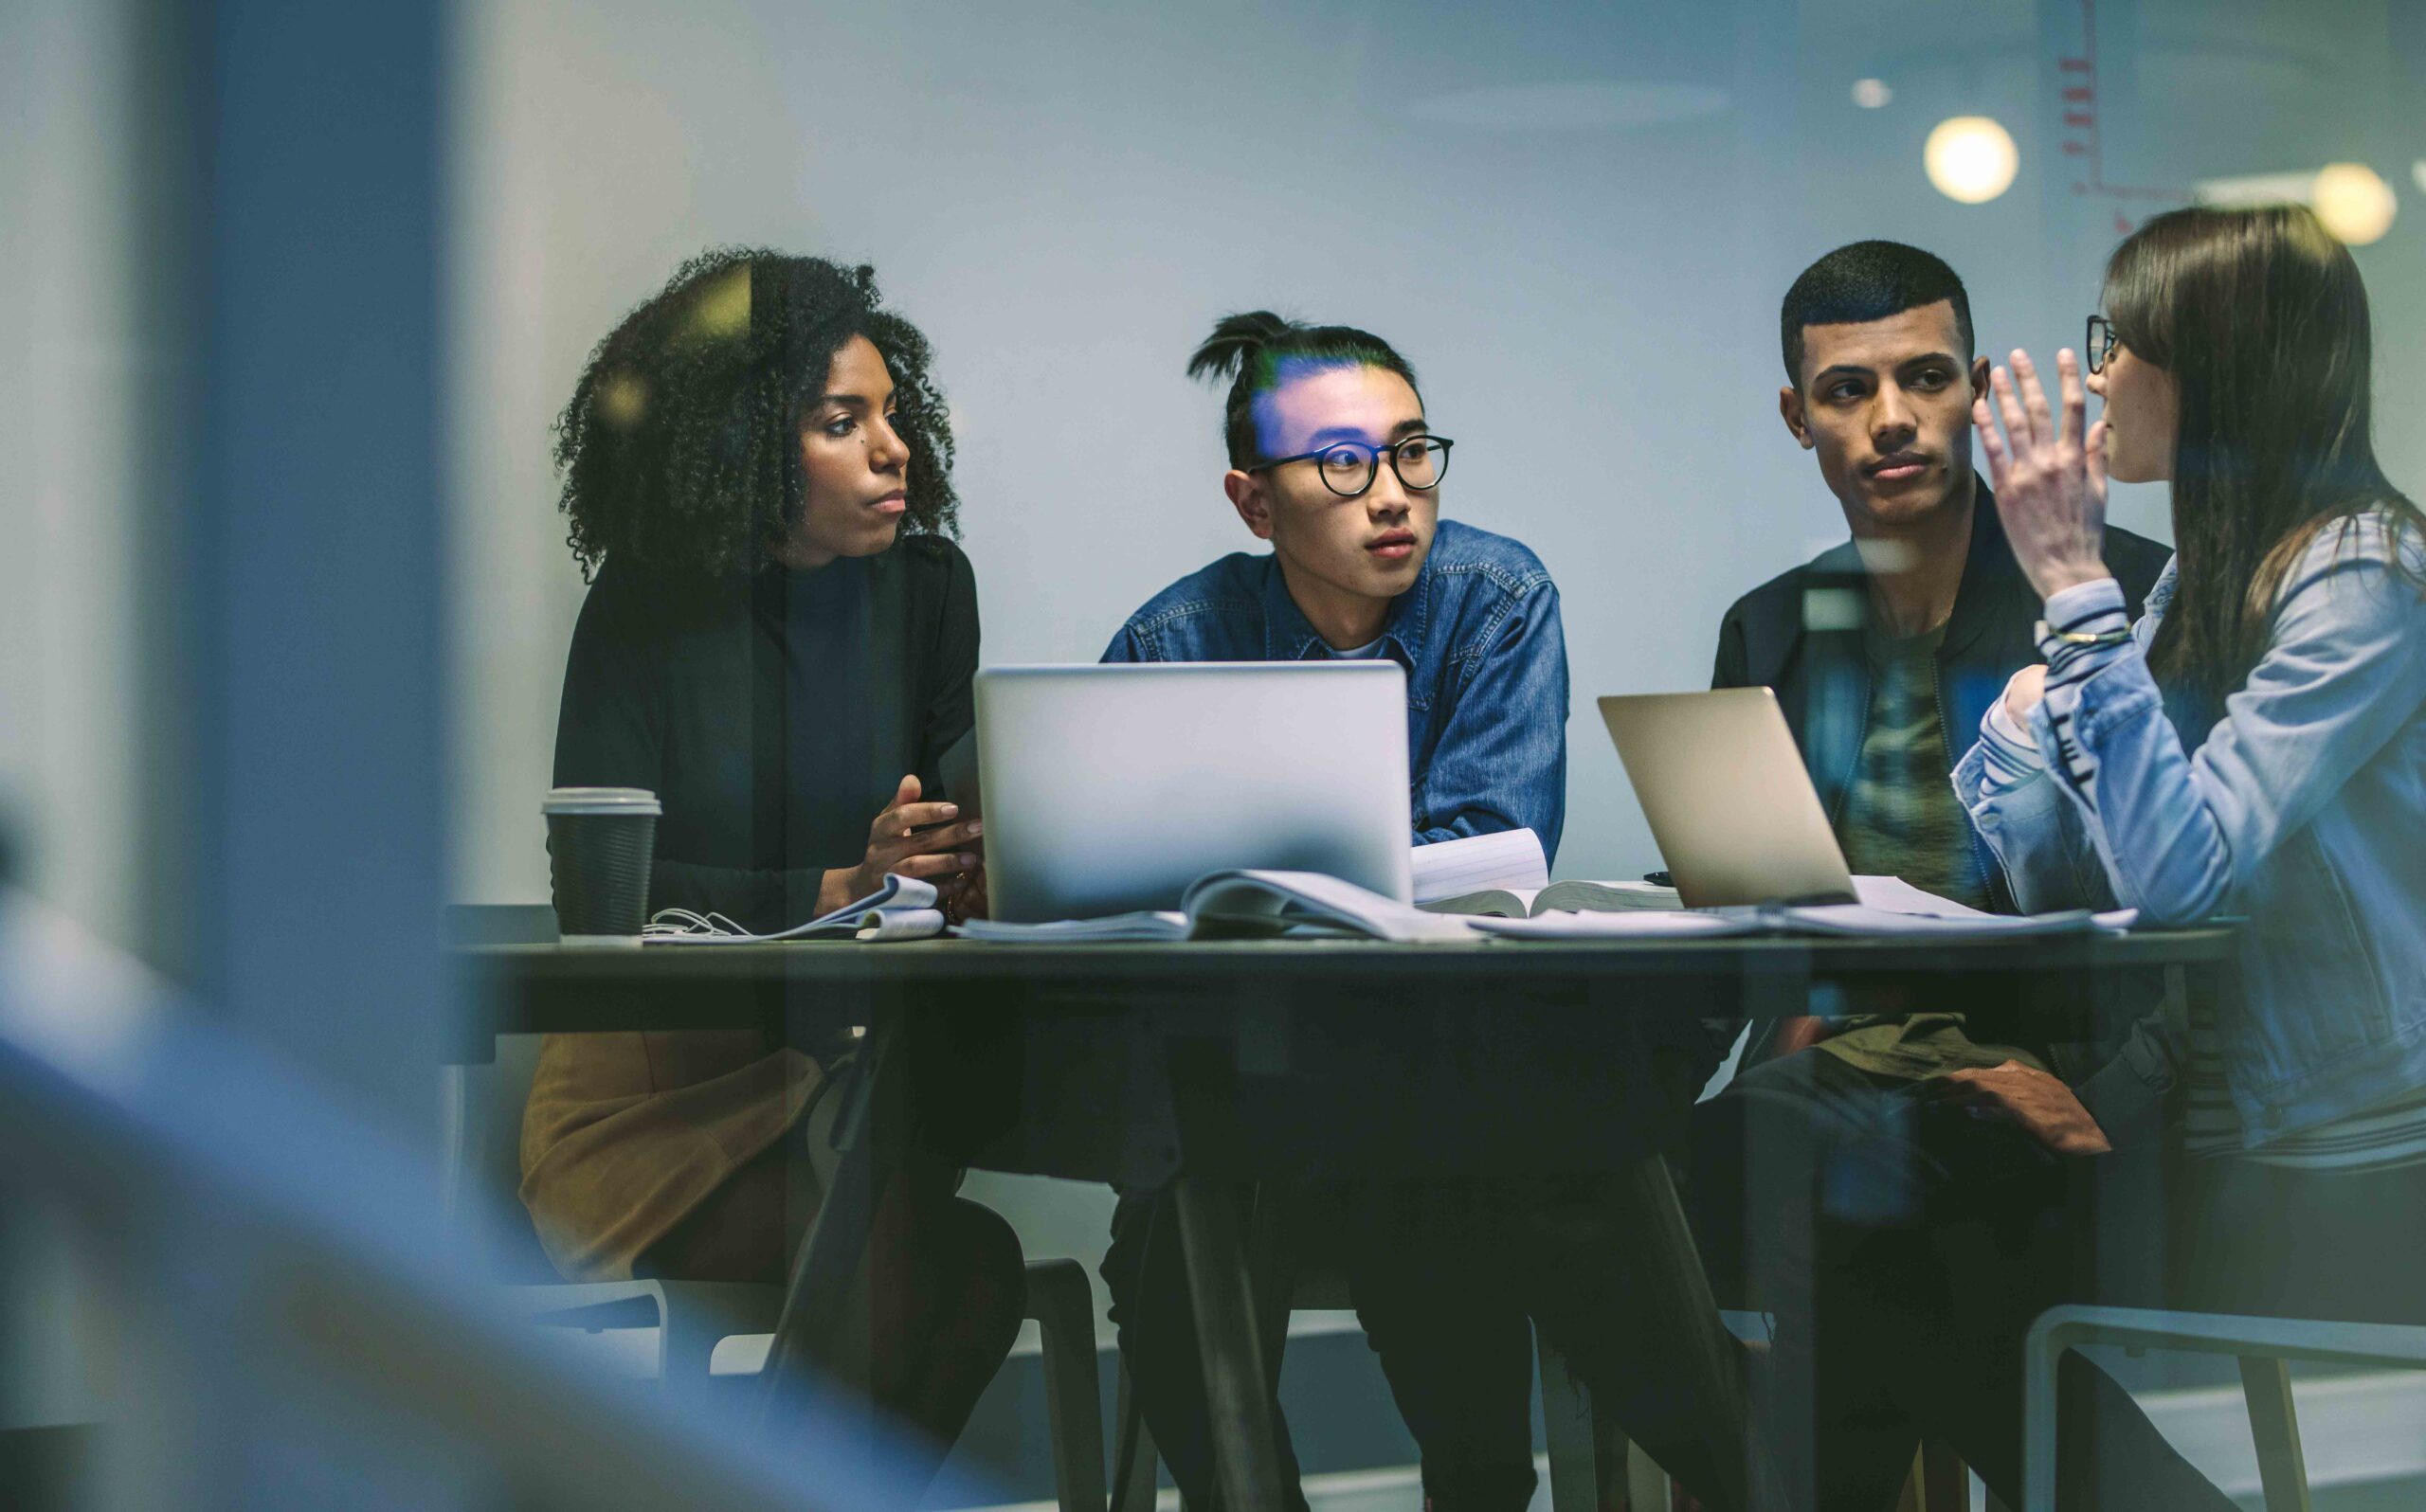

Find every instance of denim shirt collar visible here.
[1258,551,1434,684]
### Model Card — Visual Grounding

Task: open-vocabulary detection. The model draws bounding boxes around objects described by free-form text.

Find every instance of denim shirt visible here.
[1102,518,1570,862]
[1955,514,2426,1145]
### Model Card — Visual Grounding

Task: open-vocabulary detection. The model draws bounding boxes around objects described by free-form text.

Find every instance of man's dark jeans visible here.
[1099,1183,1542,1512]
[1687,1049,2239,1511]
[1101,1174,1749,1512]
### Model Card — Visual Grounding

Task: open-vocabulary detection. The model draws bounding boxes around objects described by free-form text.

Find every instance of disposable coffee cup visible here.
[544,787,661,947]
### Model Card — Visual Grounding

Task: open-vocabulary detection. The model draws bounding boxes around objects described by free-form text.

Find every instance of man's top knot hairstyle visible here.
[1186,311,1421,469]
[1780,240,1975,387]
[553,247,958,581]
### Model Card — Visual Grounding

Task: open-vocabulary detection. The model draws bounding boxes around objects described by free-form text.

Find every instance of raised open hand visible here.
[1973,348,2114,601]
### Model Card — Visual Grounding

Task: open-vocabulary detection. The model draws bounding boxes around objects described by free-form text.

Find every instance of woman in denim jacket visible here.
[1961,202,2426,1351]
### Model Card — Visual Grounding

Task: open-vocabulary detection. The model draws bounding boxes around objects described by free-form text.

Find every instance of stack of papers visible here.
[956,911,1188,943]
[1474,910,1760,940]
[1474,875,2136,942]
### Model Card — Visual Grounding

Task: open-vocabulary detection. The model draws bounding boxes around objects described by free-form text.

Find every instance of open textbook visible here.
[958,869,1477,944]
[1409,829,1684,917]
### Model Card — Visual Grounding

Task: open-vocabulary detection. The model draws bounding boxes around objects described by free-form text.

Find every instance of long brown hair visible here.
[2103,204,2420,705]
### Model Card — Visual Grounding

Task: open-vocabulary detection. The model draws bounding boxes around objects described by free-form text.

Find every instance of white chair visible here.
[2023,1303,2426,1512]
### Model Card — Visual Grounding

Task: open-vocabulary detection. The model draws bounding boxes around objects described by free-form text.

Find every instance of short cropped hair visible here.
[1780,241,1974,387]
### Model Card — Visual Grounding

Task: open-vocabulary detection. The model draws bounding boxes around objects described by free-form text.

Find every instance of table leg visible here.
[1603,1151,1785,1512]
[1246,1181,1305,1394]
[757,1016,906,1429]
[1171,1175,1287,1511]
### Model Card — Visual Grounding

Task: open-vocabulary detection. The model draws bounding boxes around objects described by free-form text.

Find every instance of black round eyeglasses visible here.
[2086,315,2118,375]
[1245,435,1455,498]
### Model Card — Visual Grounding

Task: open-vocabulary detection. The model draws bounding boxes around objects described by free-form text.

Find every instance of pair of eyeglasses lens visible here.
[1313,437,1451,497]
[2086,315,2117,375]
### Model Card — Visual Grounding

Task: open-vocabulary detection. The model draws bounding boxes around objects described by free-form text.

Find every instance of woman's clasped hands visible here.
[823,773,987,921]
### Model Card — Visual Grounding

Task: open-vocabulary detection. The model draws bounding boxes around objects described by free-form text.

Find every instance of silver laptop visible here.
[1597,688,1858,909]
[975,662,1414,922]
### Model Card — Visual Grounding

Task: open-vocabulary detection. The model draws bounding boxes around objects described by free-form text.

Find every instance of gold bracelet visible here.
[2037,621,2133,647]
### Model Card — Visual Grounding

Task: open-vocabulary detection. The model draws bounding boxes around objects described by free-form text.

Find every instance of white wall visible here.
[448,0,2425,902]
[0,0,151,1434]
[0,0,148,948]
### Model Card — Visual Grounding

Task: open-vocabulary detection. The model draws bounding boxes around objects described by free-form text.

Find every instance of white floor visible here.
[955,1370,2426,1512]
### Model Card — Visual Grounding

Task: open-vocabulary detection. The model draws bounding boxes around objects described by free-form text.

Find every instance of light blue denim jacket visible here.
[1102,518,1570,862]
[1955,513,2426,1145]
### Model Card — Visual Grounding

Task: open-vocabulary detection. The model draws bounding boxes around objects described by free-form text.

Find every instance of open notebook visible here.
[957,870,1478,945]
[1409,829,1684,917]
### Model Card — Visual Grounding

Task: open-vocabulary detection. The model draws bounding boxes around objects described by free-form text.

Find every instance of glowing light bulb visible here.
[1925,116,2019,205]
[1852,79,1892,109]
[2312,163,2397,244]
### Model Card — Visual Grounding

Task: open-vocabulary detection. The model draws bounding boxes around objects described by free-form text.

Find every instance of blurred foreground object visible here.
[0,886,932,1511]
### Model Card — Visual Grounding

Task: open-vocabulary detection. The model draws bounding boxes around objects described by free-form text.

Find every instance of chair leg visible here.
[1623,1444,1668,1512]
[1536,1326,1629,1512]
[1026,1259,1110,1512]
[1110,1354,1160,1512]
[1919,1440,1967,1511]
[2237,1356,2313,1512]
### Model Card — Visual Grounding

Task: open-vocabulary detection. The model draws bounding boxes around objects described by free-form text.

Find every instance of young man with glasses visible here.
[1688,242,2182,1506]
[1103,309,1566,849]
[1095,311,1573,1512]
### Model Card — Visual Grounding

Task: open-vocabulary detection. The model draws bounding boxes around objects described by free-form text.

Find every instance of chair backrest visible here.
[442,1036,565,1283]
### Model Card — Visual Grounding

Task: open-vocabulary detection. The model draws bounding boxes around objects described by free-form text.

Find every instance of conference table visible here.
[454,927,2236,1511]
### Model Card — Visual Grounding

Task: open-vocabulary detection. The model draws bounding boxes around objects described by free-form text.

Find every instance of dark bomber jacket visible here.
[1709,488,2180,1142]
[1711,489,2171,910]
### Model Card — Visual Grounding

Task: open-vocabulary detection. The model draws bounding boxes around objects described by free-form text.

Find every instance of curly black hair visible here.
[553,248,959,580]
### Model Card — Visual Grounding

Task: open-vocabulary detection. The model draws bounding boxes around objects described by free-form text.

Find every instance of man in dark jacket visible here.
[1689,243,2213,1509]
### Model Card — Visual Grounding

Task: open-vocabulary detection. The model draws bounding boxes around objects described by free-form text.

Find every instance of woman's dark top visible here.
[552,534,980,931]
[523,534,978,1282]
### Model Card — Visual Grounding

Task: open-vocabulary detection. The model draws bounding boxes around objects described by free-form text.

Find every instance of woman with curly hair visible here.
[519,250,1023,1480]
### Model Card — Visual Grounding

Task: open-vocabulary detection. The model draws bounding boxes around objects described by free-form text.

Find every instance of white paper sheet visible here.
[1472,910,1761,939]
[1409,829,1548,904]
[1848,875,1994,920]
